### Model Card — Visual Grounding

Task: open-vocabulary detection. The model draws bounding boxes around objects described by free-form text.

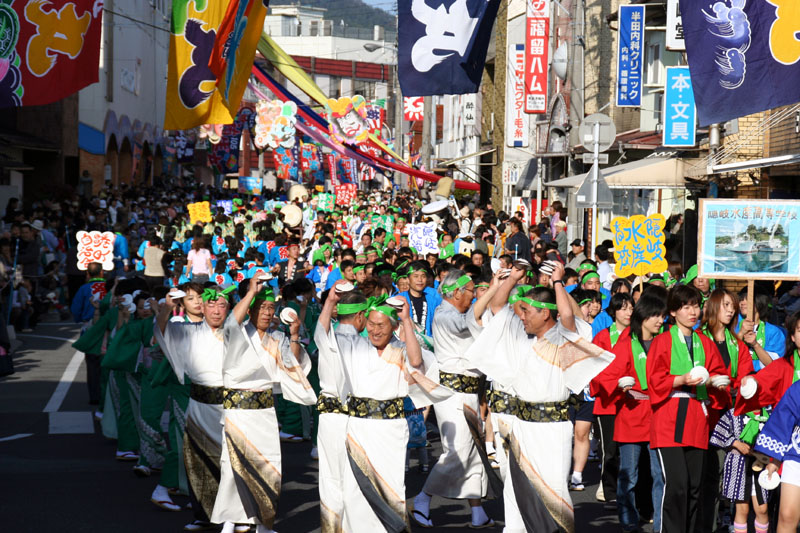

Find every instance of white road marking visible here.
[43,350,84,413]
[0,433,34,442]
[17,334,79,342]
[49,411,95,434]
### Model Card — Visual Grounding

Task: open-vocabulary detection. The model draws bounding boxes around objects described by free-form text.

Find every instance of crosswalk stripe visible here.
[48,412,95,434]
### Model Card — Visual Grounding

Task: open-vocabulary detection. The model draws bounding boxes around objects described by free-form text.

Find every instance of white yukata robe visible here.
[466,307,614,533]
[423,301,488,500]
[334,332,451,533]
[314,321,356,533]
[211,321,315,527]
[154,317,227,523]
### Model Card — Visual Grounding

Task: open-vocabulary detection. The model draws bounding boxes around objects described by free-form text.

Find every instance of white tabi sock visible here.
[485,441,496,454]
[571,471,582,483]
[471,505,489,525]
[220,522,235,533]
[255,525,275,533]
[413,491,431,516]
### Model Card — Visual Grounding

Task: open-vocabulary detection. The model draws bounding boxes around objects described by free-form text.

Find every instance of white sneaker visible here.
[310,446,319,460]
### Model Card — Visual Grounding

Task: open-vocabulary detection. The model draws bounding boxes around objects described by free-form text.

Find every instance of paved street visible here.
[0,321,632,532]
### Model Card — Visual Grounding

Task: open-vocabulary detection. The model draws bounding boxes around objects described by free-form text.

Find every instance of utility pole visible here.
[421,96,433,170]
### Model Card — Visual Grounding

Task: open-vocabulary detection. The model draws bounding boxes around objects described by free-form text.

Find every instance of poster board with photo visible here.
[698,199,800,280]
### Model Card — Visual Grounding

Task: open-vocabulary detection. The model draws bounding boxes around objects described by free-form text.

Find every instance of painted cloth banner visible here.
[316,193,335,212]
[0,0,103,107]
[299,142,323,184]
[397,0,501,96]
[216,200,233,215]
[165,0,232,129]
[679,0,800,126]
[327,153,338,186]
[208,0,268,114]
[616,4,645,107]
[334,183,357,206]
[611,214,667,277]
[77,231,115,271]
[174,132,195,164]
[339,157,357,184]
[273,145,298,180]
[404,96,424,121]
[254,99,297,149]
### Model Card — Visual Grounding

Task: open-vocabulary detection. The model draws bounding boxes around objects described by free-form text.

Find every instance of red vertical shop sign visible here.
[525,0,550,114]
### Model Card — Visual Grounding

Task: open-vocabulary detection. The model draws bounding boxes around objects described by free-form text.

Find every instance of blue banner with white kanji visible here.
[663,67,697,147]
[398,0,501,97]
[616,5,645,107]
[679,0,800,127]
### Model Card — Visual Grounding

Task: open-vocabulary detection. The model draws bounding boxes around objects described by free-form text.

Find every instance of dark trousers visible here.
[85,352,101,404]
[656,446,705,533]
[694,446,724,533]
[144,275,164,293]
[597,414,619,501]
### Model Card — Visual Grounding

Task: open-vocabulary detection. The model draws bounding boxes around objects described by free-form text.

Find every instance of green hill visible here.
[297,0,396,30]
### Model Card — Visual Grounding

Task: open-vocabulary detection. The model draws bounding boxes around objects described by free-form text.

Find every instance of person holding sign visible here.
[736,289,785,370]
[646,284,731,533]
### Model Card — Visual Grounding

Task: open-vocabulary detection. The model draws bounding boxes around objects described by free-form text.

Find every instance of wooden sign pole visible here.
[747,279,755,323]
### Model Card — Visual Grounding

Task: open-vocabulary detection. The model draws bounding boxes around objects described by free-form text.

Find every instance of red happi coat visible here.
[590,326,628,416]
[646,329,731,449]
[734,355,796,416]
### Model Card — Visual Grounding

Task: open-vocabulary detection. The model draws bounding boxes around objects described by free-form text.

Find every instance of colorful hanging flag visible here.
[165,0,232,129]
[403,96,424,121]
[326,96,370,145]
[397,0,501,97]
[679,0,800,126]
[273,145,299,180]
[365,104,385,136]
[327,153,338,186]
[254,100,297,149]
[0,0,103,107]
[209,0,269,114]
[207,108,254,174]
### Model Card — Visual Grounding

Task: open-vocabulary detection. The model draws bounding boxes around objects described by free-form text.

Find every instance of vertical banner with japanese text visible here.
[663,66,696,147]
[665,0,685,51]
[616,5,645,108]
[525,0,550,114]
[506,44,529,147]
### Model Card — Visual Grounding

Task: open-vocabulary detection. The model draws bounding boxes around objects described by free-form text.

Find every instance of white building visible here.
[78,0,171,192]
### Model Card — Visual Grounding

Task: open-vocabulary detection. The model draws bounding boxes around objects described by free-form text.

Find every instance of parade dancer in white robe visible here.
[155,285,240,533]
[314,283,368,532]
[466,263,615,533]
[211,280,317,533]
[412,270,493,529]
[322,290,451,532]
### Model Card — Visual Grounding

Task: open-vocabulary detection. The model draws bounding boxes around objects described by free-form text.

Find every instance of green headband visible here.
[442,274,472,294]
[519,297,558,310]
[249,288,276,307]
[508,285,533,305]
[579,298,592,306]
[683,264,698,284]
[353,265,365,274]
[581,272,600,283]
[366,295,398,321]
[202,286,236,302]
[579,263,597,272]
[475,283,489,289]
[337,301,369,315]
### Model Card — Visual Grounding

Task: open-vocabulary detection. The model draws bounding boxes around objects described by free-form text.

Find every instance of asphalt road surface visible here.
[0,321,639,532]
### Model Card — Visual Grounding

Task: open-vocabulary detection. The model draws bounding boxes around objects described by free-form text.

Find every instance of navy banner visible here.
[680,0,800,126]
[398,0,501,97]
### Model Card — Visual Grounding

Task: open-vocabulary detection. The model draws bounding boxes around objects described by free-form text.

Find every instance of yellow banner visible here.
[611,214,668,277]
[164,1,233,130]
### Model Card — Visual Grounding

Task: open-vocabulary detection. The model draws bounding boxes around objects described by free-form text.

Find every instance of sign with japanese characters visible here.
[506,44,529,147]
[334,183,357,206]
[408,222,440,255]
[238,176,262,196]
[187,201,213,225]
[663,66,696,147]
[463,94,477,126]
[665,0,684,51]
[616,5,644,107]
[610,214,668,278]
[76,231,116,271]
[698,199,800,281]
[0,0,104,107]
[216,200,233,215]
[525,0,550,113]
[316,193,335,212]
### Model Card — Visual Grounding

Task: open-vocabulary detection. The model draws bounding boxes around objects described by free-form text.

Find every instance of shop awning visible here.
[546,156,697,189]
